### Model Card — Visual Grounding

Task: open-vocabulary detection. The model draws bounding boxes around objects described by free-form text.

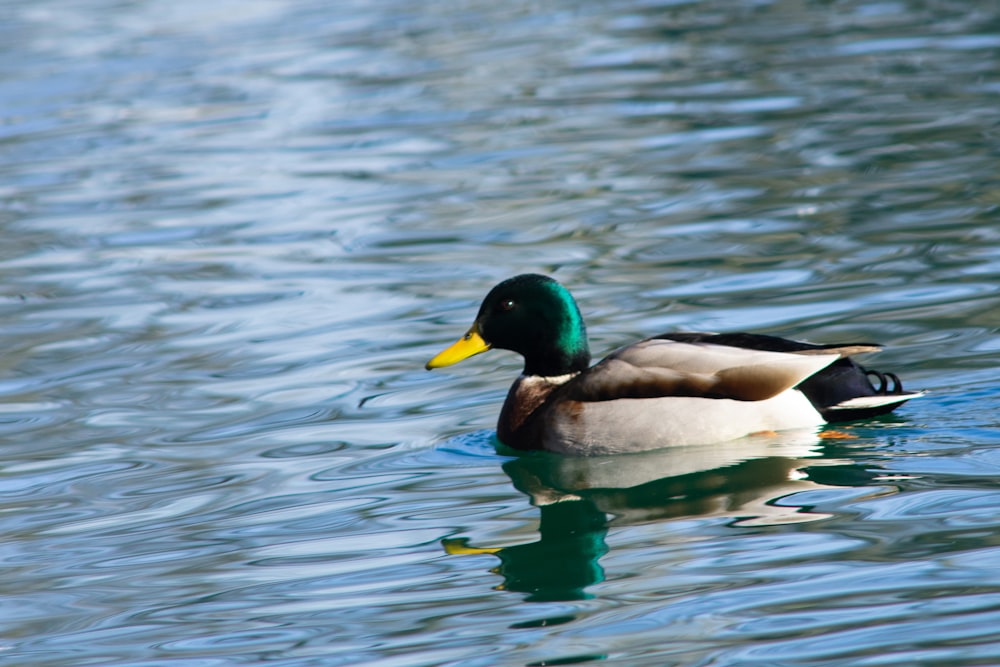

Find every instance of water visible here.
[1,0,999,664]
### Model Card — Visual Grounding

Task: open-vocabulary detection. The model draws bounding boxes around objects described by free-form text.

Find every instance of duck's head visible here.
[426,274,591,377]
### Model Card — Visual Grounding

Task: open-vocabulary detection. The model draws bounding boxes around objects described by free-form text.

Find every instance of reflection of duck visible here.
[445,497,609,603]
[427,274,921,455]
[504,433,828,526]
[444,437,856,601]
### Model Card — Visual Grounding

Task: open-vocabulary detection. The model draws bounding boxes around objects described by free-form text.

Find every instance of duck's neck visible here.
[523,345,589,377]
[523,285,590,376]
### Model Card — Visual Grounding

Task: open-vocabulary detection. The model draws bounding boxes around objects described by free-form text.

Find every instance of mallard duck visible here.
[426,274,921,456]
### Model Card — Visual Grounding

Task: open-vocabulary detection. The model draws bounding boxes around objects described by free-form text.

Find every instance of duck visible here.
[426,274,922,456]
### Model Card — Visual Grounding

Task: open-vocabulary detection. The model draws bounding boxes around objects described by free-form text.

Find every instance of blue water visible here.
[2,0,1000,665]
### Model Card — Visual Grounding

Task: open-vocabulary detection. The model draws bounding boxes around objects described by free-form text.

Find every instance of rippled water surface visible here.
[3,0,1000,665]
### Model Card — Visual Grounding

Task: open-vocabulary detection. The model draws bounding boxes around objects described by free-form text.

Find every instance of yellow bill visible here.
[441,537,502,556]
[426,328,491,369]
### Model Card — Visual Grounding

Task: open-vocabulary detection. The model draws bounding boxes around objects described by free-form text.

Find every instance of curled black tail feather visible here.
[865,370,904,395]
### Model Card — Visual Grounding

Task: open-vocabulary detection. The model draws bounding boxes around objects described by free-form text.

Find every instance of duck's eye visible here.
[500,299,515,311]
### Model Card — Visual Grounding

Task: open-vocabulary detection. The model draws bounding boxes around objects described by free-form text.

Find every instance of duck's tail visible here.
[797,358,924,422]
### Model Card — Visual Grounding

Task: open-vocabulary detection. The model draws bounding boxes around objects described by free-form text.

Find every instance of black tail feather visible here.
[799,358,915,422]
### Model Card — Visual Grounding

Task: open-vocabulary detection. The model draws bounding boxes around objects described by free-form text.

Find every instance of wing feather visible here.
[568,341,839,403]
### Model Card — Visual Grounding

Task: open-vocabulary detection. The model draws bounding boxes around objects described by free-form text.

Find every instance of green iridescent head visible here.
[427,274,591,377]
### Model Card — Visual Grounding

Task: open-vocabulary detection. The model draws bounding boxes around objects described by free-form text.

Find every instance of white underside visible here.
[544,389,825,456]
